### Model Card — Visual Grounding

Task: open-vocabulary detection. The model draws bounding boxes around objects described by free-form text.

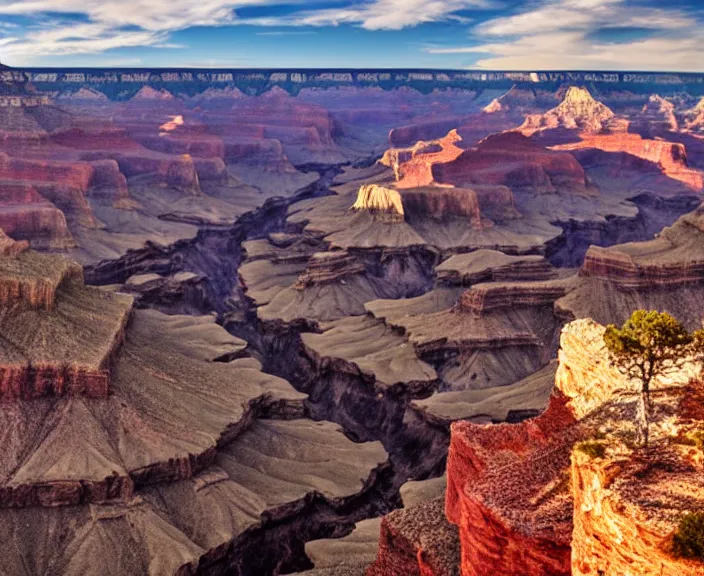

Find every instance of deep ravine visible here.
[83,164,699,575]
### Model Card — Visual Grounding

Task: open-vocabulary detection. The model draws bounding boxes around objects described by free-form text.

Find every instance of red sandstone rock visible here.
[555,132,704,191]
[446,393,577,576]
[0,184,75,249]
[432,132,593,196]
[87,159,133,206]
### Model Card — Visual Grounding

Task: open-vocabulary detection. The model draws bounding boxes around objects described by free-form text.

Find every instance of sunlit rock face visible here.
[554,132,704,191]
[444,318,704,576]
[432,132,594,196]
[571,438,704,576]
[521,87,616,134]
[352,183,484,227]
[683,97,704,132]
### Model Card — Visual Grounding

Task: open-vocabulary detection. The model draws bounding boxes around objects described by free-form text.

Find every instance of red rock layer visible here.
[0,365,110,400]
[389,116,467,147]
[392,130,465,189]
[555,132,704,191]
[0,190,75,250]
[458,283,569,314]
[433,132,592,196]
[581,243,704,289]
[366,498,459,576]
[446,394,578,576]
[402,187,483,226]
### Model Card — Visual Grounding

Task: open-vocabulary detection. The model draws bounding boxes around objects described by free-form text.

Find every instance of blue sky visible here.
[0,0,702,70]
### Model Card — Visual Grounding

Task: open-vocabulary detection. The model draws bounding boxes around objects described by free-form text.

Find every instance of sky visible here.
[0,0,702,71]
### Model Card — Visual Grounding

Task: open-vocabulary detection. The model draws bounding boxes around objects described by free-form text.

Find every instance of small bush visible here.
[673,429,704,451]
[575,441,607,459]
[672,512,704,561]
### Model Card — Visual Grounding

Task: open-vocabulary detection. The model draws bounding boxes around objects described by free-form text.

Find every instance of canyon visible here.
[0,67,703,576]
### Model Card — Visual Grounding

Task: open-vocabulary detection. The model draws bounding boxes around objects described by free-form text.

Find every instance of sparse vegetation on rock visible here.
[604,310,704,445]
[672,512,704,561]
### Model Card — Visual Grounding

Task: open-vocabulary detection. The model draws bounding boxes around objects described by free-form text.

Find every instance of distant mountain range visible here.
[3,66,704,99]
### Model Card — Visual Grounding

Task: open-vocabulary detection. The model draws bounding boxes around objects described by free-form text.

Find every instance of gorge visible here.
[0,66,703,576]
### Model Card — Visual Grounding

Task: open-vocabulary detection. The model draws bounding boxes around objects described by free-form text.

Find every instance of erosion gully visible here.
[83,163,698,575]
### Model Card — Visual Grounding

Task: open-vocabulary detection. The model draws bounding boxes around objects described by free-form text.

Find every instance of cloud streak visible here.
[0,0,494,61]
[427,0,704,71]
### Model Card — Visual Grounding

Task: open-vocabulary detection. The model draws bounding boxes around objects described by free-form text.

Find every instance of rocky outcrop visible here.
[436,251,555,286]
[0,249,84,309]
[683,97,704,132]
[633,94,679,135]
[352,183,484,227]
[0,229,27,257]
[0,191,75,250]
[352,184,405,222]
[579,207,704,289]
[385,130,464,189]
[366,498,459,576]
[443,318,702,576]
[432,132,594,196]
[521,87,615,134]
[294,251,366,289]
[571,439,704,576]
[87,159,133,206]
[0,250,132,400]
[457,281,569,315]
[446,392,577,576]
[389,117,467,148]
[557,132,704,191]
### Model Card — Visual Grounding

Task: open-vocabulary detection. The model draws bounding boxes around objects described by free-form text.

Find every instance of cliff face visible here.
[0,229,27,257]
[578,207,704,289]
[446,393,577,576]
[366,498,459,576]
[441,318,703,576]
[352,183,484,227]
[571,439,704,576]
[432,132,593,196]
[556,132,704,191]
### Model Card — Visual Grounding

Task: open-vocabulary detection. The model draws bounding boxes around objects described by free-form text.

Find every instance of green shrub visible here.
[575,441,606,459]
[673,429,704,451]
[672,512,704,561]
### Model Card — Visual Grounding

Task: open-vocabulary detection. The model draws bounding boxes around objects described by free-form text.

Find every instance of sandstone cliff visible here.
[432,132,594,196]
[352,183,484,227]
[442,318,703,576]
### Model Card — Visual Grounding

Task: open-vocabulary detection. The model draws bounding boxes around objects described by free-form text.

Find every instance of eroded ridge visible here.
[0,248,131,400]
[0,242,391,576]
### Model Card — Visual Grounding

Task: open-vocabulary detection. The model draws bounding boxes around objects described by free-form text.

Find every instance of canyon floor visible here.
[1,71,704,575]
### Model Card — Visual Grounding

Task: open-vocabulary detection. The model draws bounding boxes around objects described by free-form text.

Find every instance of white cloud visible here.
[426,0,704,71]
[0,0,289,60]
[0,0,493,60]
[238,0,492,31]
